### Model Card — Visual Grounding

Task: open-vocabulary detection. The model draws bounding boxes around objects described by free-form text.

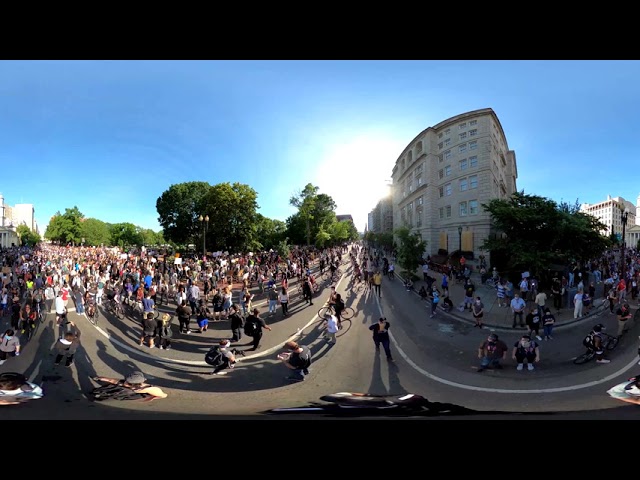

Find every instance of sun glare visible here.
[314,135,405,231]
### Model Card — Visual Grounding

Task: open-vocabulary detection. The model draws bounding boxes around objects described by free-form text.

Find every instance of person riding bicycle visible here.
[388,262,395,279]
[85,293,97,319]
[19,304,37,336]
[583,324,610,364]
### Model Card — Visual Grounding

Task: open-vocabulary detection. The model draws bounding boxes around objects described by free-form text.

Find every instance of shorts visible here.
[0,350,16,360]
[197,318,209,328]
[213,305,223,312]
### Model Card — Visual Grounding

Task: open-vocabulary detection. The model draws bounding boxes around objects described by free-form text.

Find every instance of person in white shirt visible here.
[323,314,339,344]
[55,292,66,323]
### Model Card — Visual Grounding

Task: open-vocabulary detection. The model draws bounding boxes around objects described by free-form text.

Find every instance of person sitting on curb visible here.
[477,333,508,372]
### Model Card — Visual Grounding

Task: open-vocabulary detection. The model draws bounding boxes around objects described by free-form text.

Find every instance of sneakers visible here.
[527,363,534,371]
[517,363,524,371]
[211,371,227,376]
[596,359,611,364]
[536,336,542,341]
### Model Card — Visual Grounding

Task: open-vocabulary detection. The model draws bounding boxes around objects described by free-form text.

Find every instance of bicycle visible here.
[318,304,355,321]
[87,304,100,326]
[573,333,619,365]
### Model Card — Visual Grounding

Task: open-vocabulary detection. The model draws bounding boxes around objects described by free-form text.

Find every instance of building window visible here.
[459,202,467,216]
[439,169,444,179]
[444,138,451,147]
[439,207,444,219]
[459,122,467,129]
[415,163,423,174]
[469,175,478,189]
[416,205,423,227]
[402,158,406,170]
[444,150,451,160]
[416,141,423,153]
[438,142,443,150]
[416,173,423,186]
[446,205,451,218]
[469,120,477,126]
[469,129,477,137]
[439,186,444,198]
[445,128,450,135]
[469,200,479,215]
[460,178,468,191]
[469,140,478,150]
[438,133,443,139]
[469,155,478,167]
[445,183,452,196]
[445,165,451,176]
[417,196,423,205]
[459,158,467,170]
[459,143,467,153]
[459,132,467,140]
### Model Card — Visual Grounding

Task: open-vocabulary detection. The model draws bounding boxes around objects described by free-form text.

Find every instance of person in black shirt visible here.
[280,341,312,381]
[229,304,244,342]
[369,317,393,361]
[245,308,271,350]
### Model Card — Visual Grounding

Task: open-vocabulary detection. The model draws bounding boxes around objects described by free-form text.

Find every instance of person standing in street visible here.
[369,317,393,361]
[616,303,632,338]
[244,308,271,351]
[0,329,20,366]
[372,270,382,298]
[323,313,339,345]
[471,296,484,328]
[511,294,526,328]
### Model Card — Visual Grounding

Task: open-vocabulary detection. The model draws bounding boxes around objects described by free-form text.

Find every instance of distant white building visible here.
[580,195,637,238]
[0,194,20,248]
[13,203,35,231]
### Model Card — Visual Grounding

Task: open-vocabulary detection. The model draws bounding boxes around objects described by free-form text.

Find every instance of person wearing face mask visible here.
[477,334,508,372]
[0,329,20,366]
[471,296,484,328]
[512,335,540,371]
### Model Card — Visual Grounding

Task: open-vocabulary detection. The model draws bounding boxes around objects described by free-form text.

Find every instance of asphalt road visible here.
[1,264,639,419]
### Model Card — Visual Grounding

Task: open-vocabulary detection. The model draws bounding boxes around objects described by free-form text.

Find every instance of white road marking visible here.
[375,294,639,394]
[80,272,348,367]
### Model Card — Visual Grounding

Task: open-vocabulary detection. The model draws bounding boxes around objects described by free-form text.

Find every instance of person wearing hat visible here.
[91,371,168,401]
[244,308,271,351]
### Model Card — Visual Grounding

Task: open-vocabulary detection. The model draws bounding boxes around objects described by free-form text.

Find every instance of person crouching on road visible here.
[477,334,507,372]
[54,322,81,367]
[211,339,237,376]
[279,341,312,382]
[512,335,540,371]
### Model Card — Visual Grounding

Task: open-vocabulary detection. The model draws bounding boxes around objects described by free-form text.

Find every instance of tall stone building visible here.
[390,108,517,261]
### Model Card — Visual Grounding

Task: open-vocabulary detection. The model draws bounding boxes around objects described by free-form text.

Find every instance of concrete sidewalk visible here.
[398,266,625,331]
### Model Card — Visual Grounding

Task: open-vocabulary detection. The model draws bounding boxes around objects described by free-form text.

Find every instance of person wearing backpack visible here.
[156,313,173,350]
[206,339,237,376]
[244,308,271,351]
[53,322,81,367]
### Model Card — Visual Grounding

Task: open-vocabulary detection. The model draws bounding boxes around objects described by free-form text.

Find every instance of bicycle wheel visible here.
[606,336,619,351]
[340,307,355,320]
[115,305,124,319]
[318,306,334,320]
[573,351,595,365]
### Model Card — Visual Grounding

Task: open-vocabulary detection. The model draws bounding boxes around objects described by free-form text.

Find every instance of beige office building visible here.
[579,195,637,238]
[390,108,517,261]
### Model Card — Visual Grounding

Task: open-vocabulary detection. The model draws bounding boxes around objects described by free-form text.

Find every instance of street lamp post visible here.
[621,208,629,282]
[199,214,209,258]
[458,226,462,252]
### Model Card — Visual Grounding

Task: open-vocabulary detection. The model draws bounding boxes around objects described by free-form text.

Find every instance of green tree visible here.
[482,192,610,276]
[44,206,84,244]
[315,224,332,247]
[254,214,287,251]
[202,182,259,254]
[156,181,211,245]
[80,218,111,246]
[16,225,41,246]
[290,183,319,246]
[276,238,291,258]
[395,226,427,278]
[110,222,143,248]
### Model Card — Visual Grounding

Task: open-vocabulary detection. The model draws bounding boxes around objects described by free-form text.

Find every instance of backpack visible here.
[583,333,594,348]
[244,317,258,336]
[204,346,225,367]
[90,383,146,401]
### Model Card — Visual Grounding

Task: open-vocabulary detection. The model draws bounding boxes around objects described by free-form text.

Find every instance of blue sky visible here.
[1,60,639,235]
